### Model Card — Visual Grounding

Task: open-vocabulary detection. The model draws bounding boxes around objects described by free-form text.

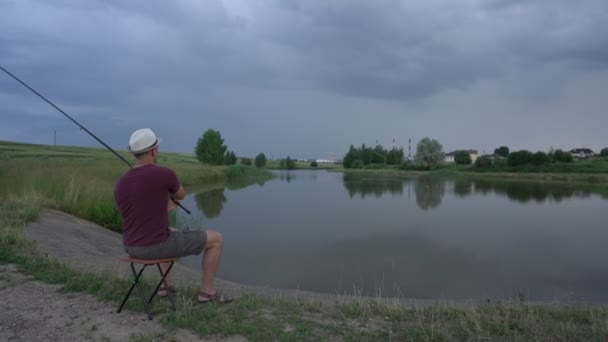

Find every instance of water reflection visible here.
[414,176,445,210]
[470,179,593,203]
[194,188,226,219]
[195,177,271,218]
[343,173,603,209]
[181,171,608,301]
[343,172,405,198]
[278,172,295,183]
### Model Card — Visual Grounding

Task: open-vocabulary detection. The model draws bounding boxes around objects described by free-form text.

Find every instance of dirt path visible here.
[0,263,221,342]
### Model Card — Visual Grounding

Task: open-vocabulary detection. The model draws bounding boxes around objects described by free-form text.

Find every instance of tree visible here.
[475,156,493,168]
[342,145,359,169]
[494,146,509,158]
[601,148,608,157]
[224,151,237,165]
[532,151,548,166]
[414,137,444,169]
[195,129,227,165]
[372,145,385,164]
[351,160,364,169]
[454,150,472,165]
[310,160,318,167]
[255,153,267,167]
[280,156,297,170]
[241,157,252,166]
[386,147,404,165]
[553,149,573,163]
[508,150,533,166]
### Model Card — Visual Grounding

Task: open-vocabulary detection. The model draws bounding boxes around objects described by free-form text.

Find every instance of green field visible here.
[2,140,608,340]
[0,140,270,231]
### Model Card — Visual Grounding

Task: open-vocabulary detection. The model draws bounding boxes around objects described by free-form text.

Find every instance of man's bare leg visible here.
[200,230,224,296]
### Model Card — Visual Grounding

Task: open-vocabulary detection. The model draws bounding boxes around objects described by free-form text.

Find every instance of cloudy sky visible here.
[1,0,607,159]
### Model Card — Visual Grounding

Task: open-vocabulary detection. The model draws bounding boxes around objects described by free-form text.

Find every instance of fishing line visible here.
[0,64,191,214]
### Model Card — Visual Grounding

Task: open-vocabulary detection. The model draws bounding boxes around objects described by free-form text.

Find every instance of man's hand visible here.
[168,196,178,212]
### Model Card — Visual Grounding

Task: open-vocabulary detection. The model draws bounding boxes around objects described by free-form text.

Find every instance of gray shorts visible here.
[124,230,207,259]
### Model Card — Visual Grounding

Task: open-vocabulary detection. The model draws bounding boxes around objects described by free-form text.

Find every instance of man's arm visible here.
[171,185,186,201]
[167,185,185,212]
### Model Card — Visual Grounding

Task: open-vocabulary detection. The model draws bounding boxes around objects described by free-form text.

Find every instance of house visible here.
[444,150,479,164]
[569,148,594,159]
[315,159,337,164]
[444,151,456,163]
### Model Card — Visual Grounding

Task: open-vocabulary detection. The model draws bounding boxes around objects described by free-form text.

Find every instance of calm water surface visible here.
[178,171,608,302]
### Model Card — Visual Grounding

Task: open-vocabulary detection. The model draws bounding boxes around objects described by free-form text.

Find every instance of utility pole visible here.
[54,129,56,146]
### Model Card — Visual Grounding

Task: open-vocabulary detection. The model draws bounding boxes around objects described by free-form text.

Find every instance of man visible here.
[114,128,232,304]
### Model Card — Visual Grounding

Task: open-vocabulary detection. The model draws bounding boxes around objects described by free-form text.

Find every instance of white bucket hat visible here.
[128,128,161,154]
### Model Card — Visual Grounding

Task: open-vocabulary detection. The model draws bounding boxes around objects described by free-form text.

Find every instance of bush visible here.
[363,163,386,170]
[398,161,415,170]
[351,160,364,169]
[475,156,493,168]
[310,161,318,167]
[553,150,573,163]
[279,156,297,170]
[508,150,533,166]
[224,151,237,165]
[241,158,252,166]
[532,151,549,166]
[454,151,472,165]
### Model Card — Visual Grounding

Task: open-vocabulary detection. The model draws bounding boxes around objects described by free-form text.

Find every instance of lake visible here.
[177,170,608,303]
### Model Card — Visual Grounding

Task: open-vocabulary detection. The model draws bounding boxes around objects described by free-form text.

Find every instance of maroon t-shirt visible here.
[114,165,180,247]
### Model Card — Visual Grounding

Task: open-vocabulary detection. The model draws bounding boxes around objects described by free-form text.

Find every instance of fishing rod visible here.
[0,64,191,214]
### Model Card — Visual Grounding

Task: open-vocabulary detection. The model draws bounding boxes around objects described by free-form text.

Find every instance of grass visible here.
[0,140,271,232]
[3,140,608,340]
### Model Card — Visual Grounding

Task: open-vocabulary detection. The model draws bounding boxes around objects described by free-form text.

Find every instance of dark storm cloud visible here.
[3,0,607,101]
[1,0,607,156]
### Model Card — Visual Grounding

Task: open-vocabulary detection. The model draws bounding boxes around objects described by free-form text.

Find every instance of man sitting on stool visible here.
[114,128,233,304]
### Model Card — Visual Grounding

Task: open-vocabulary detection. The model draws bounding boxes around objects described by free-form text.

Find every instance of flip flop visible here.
[198,290,233,304]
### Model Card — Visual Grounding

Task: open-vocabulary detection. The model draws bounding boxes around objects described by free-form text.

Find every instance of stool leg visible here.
[119,263,153,320]
[118,262,145,313]
[150,261,176,311]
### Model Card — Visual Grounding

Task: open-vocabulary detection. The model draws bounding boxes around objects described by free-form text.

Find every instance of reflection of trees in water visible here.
[225,176,270,190]
[342,173,444,209]
[342,173,405,199]
[465,178,592,203]
[195,177,270,219]
[414,176,445,210]
[278,173,295,184]
[342,172,602,209]
[453,178,473,197]
[194,188,226,219]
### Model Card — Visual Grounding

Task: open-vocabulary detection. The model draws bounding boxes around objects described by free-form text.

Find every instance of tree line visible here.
[194,129,267,167]
[342,138,608,171]
[194,129,301,170]
[475,146,575,169]
[342,145,405,168]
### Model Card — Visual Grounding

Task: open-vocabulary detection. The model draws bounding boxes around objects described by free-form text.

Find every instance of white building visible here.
[444,150,479,164]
